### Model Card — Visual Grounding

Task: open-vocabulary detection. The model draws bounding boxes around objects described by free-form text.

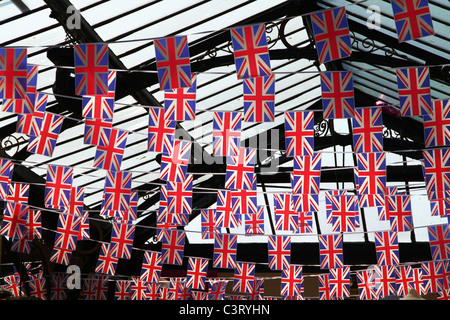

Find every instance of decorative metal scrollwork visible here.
[0,135,28,157]
[351,31,407,58]
[314,119,331,137]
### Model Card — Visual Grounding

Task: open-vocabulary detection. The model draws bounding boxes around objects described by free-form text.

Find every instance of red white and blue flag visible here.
[140,250,162,283]
[243,74,275,122]
[1,91,36,115]
[319,234,344,269]
[424,99,450,148]
[215,189,240,229]
[213,233,237,269]
[212,111,242,157]
[244,206,265,236]
[374,265,398,298]
[385,195,413,232]
[53,212,81,251]
[274,193,299,232]
[147,107,175,153]
[320,71,354,119]
[357,152,387,196]
[166,174,193,216]
[281,264,303,298]
[329,266,351,299]
[352,106,384,153]
[82,95,114,120]
[186,256,209,290]
[0,47,28,99]
[101,170,132,215]
[422,148,450,200]
[110,221,135,259]
[74,43,109,96]
[164,74,197,121]
[374,231,400,266]
[233,262,255,293]
[160,139,191,183]
[154,36,192,90]
[356,269,376,300]
[225,148,256,191]
[294,194,320,213]
[230,23,271,79]
[93,128,128,172]
[284,111,314,157]
[7,182,29,204]
[421,261,446,294]
[396,66,432,117]
[16,92,48,136]
[310,7,352,63]
[328,195,359,233]
[427,224,450,261]
[95,243,118,276]
[27,112,64,157]
[84,117,113,146]
[201,209,218,240]
[0,159,13,199]
[268,235,291,271]
[291,154,322,194]
[44,165,73,209]
[0,202,28,239]
[160,229,185,265]
[231,189,258,215]
[391,0,434,42]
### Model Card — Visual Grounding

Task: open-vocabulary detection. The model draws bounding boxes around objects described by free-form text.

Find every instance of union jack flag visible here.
[356,269,376,300]
[24,209,42,240]
[160,139,191,183]
[374,231,400,266]
[424,99,450,148]
[1,92,36,115]
[50,246,74,266]
[0,159,13,199]
[274,193,299,232]
[201,209,218,240]
[329,266,351,299]
[291,154,322,195]
[0,47,27,99]
[146,283,161,300]
[319,234,344,269]
[78,211,90,240]
[208,279,228,300]
[147,107,175,153]
[294,194,320,214]
[114,280,130,300]
[284,111,314,157]
[160,229,185,265]
[231,189,258,215]
[421,261,446,293]
[297,210,314,234]
[84,117,113,146]
[320,71,354,119]
[54,212,81,250]
[26,64,38,92]
[44,165,73,209]
[0,202,28,239]
[83,275,109,300]
[154,35,192,90]
[82,95,114,120]
[213,233,237,269]
[166,174,193,216]
[391,0,434,42]
[225,148,256,190]
[230,23,271,79]
[429,197,450,218]
[281,264,303,298]
[95,243,118,276]
[140,250,162,283]
[423,148,450,200]
[74,43,109,96]
[374,265,398,298]
[129,277,147,300]
[16,92,47,136]
[110,221,135,260]
[385,195,413,232]
[186,256,209,290]
[328,195,359,233]
[352,106,384,153]
[357,152,386,196]
[318,273,331,300]
[27,112,64,157]
[233,262,255,293]
[101,170,132,215]
[268,235,291,270]
[215,190,240,229]
[310,7,352,63]
[244,206,265,236]
[93,128,128,172]
[28,276,47,300]
[62,186,84,216]
[7,182,29,204]
[396,66,432,117]
[243,74,275,122]
[428,223,450,261]
[164,73,197,121]
[394,265,415,297]
[212,111,242,157]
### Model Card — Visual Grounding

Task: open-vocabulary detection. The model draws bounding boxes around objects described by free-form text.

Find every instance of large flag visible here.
[74,43,109,96]
[291,153,322,194]
[154,35,192,90]
[230,23,271,79]
[310,7,352,63]
[147,107,175,153]
[320,71,354,119]
[44,165,73,209]
[212,111,242,157]
[93,127,128,172]
[225,148,256,190]
[352,106,384,153]
[0,47,27,99]
[27,112,64,157]
[391,0,434,42]
[396,66,432,117]
[164,74,197,121]
[243,74,275,122]
[284,111,314,157]
[423,99,450,148]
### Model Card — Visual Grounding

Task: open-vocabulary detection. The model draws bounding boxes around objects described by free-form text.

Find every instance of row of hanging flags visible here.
[0,1,448,300]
